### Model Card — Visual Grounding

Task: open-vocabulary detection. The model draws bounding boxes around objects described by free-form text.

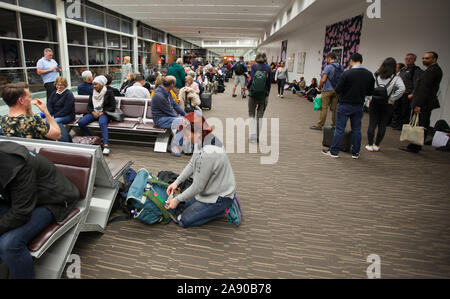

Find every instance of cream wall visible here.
[259,0,450,124]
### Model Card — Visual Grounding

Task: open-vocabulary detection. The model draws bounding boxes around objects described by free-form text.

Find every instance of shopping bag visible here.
[400,114,425,146]
[313,94,322,111]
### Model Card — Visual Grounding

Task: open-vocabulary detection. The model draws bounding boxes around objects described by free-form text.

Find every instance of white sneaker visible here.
[102,147,110,155]
[373,145,380,152]
[277,94,280,97]
[365,145,374,152]
[280,95,284,98]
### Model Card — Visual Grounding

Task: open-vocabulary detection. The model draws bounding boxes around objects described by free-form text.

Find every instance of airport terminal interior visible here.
[0,0,450,279]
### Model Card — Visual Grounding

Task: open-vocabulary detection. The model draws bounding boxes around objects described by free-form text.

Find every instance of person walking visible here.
[275,61,288,98]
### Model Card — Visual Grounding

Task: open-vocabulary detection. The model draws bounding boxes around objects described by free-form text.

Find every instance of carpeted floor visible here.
[70,82,450,279]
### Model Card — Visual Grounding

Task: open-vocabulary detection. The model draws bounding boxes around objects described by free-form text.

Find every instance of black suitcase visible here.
[322,126,352,152]
[200,93,212,110]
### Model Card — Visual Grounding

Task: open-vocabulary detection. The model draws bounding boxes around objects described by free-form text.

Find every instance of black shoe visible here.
[232,94,237,97]
[310,125,322,131]
[399,146,419,153]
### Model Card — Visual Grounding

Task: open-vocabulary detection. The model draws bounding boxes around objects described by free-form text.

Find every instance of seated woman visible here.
[120,73,136,95]
[165,113,242,228]
[47,77,75,125]
[77,75,116,155]
[105,74,122,97]
[178,76,201,112]
[303,78,319,102]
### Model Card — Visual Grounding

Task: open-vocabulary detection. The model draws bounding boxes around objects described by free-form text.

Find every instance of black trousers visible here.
[277,79,286,95]
[44,82,56,100]
[392,94,412,127]
[367,102,394,146]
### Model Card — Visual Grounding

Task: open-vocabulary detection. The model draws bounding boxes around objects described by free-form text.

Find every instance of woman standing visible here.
[165,113,242,228]
[77,76,116,155]
[366,58,405,152]
[121,56,133,83]
[275,61,288,98]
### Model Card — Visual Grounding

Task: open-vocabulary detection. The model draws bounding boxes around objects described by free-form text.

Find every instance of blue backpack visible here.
[329,63,344,89]
[126,169,178,225]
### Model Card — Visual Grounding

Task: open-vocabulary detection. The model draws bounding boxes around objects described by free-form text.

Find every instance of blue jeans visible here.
[176,197,233,228]
[156,116,186,152]
[53,115,74,125]
[0,204,54,279]
[330,103,364,156]
[78,113,110,145]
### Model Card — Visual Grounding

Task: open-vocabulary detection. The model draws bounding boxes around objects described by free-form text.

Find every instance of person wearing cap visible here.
[77,75,116,155]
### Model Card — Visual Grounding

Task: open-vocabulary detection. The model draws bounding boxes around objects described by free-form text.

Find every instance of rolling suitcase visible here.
[322,126,352,152]
[200,93,212,110]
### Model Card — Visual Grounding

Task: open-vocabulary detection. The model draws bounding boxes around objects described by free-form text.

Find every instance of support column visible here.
[55,0,71,87]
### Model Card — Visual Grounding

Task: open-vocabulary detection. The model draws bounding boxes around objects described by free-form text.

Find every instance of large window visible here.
[86,6,104,27]
[0,8,18,38]
[21,13,56,42]
[19,0,56,15]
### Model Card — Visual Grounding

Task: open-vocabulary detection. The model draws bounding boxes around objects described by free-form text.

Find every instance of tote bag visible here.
[400,114,424,146]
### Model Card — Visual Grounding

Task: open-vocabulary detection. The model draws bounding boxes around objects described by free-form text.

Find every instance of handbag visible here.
[313,94,322,111]
[400,113,425,146]
[105,108,124,122]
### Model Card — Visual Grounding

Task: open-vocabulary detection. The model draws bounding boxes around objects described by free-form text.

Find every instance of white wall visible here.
[259,0,450,124]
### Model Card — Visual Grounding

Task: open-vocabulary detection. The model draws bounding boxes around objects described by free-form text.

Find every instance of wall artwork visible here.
[297,52,306,74]
[287,53,295,72]
[322,14,364,70]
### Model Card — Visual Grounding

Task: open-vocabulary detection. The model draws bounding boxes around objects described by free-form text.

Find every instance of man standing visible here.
[392,53,423,129]
[310,53,343,130]
[36,48,61,100]
[400,51,443,153]
[0,82,62,142]
[232,56,248,98]
[167,58,186,96]
[125,74,151,99]
[322,53,375,159]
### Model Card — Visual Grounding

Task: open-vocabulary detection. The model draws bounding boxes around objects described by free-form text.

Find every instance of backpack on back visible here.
[329,63,344,89]
[234,62,245,76]
[372,75,395,105]
[249,65,267,99]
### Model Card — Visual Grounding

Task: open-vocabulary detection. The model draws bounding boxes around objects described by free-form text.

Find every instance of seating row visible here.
[68,96,171,152]
[0,136,132,279]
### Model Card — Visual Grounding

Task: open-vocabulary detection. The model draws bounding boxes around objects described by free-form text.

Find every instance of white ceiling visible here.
[91,0,293,44]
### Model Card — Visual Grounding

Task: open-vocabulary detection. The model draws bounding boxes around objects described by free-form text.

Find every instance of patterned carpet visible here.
[70,82,450,279]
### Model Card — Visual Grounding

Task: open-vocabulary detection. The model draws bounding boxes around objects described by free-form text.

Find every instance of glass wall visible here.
[0,7,58,99]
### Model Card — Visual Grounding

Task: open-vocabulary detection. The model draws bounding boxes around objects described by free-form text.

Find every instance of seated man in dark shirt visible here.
[151,76,186,155]
[0,141,80,279]
[77,70,94,96]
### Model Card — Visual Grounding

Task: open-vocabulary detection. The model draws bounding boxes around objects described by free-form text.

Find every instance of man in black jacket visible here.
[400,52,443,153]
[392,53,423,129]
[0,142,80,279]
[322,53,375,159]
